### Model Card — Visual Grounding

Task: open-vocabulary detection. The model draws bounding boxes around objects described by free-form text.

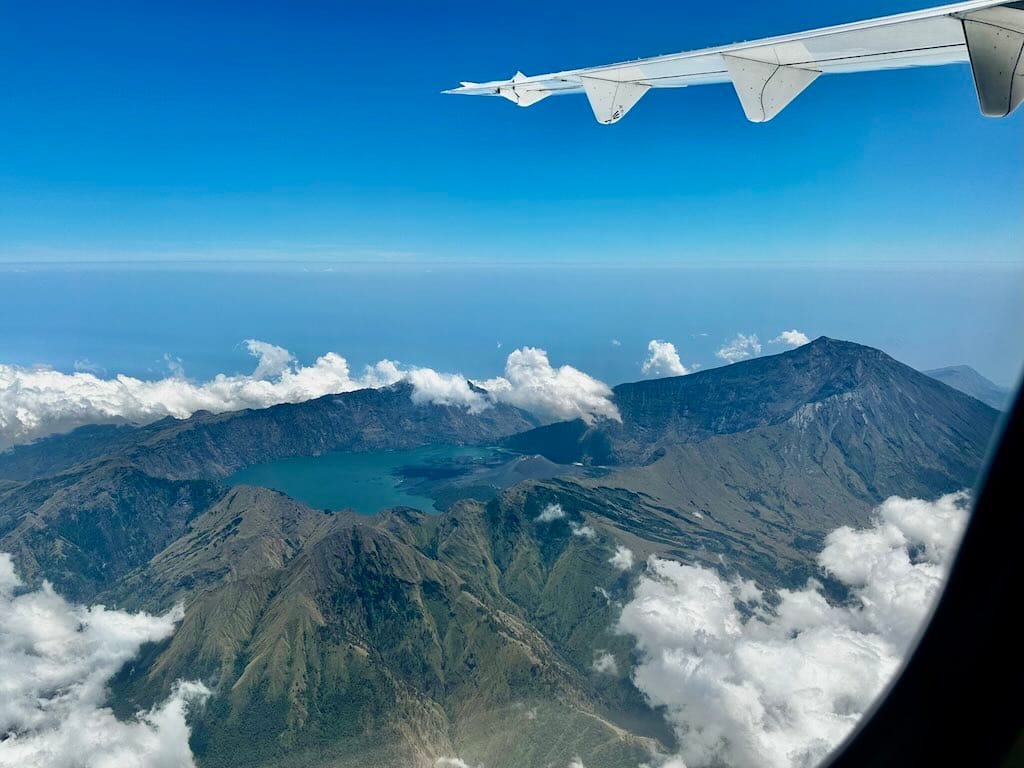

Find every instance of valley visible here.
[0,338,1001,768]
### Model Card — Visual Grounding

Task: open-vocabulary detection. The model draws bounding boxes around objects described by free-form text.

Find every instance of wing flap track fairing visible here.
[446,0,1024,123]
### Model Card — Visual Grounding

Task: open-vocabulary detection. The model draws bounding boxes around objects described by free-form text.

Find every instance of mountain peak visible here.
[510,338,997,468]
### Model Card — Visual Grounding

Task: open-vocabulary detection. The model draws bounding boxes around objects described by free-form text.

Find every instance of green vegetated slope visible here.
[0,338,1001,767]
[0,382,535,600]
[110,485,662,768]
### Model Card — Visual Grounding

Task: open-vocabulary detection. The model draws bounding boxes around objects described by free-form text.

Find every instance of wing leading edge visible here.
[445,0,1024,122]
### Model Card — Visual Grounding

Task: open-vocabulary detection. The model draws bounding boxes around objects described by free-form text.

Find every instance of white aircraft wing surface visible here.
[445,1,1024,122]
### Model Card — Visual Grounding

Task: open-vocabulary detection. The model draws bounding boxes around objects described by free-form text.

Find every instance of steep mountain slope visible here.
[0,383,537,600]
[110,488,662,768]
[506,338,999,588]
[118,382,537,481]
[0,423,141,482]
[509,338,998,474]
[0,338,1002,767]
[0,460,223,600]
[925,364,1013,410]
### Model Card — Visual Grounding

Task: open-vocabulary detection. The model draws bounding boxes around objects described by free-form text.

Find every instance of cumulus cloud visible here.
[0,342,618,449]
[592,651,619,675]
[570,522,597,539]
[618,492,969,768]
[715,333,762,364]
[534,503,595,538]
[770,330,811,348]
[641,340,690,378]
[244,339,295,379]
[408,368,488,413]
[536,503,567,523]
[0,553,208,768]
[435,759,478,768]
[609,545,635,571]
[477,347,620,424]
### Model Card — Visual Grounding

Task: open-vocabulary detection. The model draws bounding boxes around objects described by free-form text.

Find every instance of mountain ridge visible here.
[0,337,1002,767]
[924,364,1012,410]
[508,337,997,466]
[0,381,538,483]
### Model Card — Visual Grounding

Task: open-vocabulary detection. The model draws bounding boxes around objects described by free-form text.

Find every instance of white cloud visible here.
[408,368,488,413]
[0,342,401,449]
[611,339,622,347]
[592,650,619,675]
[641,759,689,768]
[715,333,762,364]
[477,347,620,424]
[568,758,588,768]
[435,760,478,768]
[0,343,619,449]
[244,339,295,379]
[535,504,595,538]
[536,503,567,523]
[570,522,597,540]
[0,553,208,768]
[360,359,406,389]
[641,340,690,378]
[770,330,811,348]
[609,545,635,571]
[72,359,105,375]
[618,492,969,768]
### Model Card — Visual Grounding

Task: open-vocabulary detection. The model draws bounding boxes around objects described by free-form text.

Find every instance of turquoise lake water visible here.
[225,445,495,514]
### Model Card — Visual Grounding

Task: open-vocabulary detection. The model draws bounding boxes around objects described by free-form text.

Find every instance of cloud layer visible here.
[618,492,969,768]
[642,340,690,378]
[0,553,208,768]
[0,342,619,448]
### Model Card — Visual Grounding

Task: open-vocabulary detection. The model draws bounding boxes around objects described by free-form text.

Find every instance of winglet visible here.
[579,77,650,124]
[961,5,1024,117]
[722,55,820,123]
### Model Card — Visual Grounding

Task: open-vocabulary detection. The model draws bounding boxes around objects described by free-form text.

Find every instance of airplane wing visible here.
[444,0,1024,123]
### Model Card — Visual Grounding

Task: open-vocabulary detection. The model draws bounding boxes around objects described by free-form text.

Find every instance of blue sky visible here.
[1,0,1022,264]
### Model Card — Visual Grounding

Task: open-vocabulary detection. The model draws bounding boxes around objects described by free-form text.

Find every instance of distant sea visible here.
[1,261,1021,387]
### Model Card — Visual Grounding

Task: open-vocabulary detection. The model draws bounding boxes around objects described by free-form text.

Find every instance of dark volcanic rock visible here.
[508,338,998,492]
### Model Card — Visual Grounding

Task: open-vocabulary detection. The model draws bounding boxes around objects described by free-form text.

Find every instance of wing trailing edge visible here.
[445,0,1024,124]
